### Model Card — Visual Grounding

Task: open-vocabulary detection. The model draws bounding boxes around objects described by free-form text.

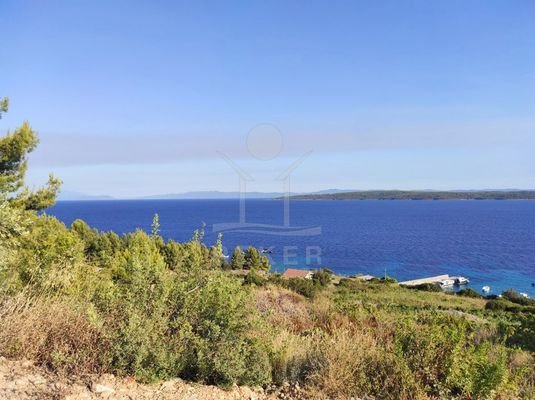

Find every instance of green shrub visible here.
[502,289,535,307]
[394,313,510,398]
[409,283,441,292]
[92,231,272,386]
[486,299,511,311]
[286,278,319,298]
[370,276,398,284]
[457,288,483,298]
[312,268,334,287]
[507,314,535,352]
[337,277,358,288]
[243,270,266,286]
[266,272,285,286]
[176,272,271,386]
[5,215,91,297]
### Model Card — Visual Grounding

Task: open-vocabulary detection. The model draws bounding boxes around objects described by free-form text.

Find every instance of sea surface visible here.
[48,199,535,297]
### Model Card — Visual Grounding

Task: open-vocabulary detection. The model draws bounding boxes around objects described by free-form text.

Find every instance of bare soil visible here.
[0,357,272,400]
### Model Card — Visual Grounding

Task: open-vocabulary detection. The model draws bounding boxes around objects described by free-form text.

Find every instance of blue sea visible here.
[48,200,535,297]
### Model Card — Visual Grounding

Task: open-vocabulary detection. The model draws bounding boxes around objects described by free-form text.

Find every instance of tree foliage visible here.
[0,97,61,210]
[230,246,245,270]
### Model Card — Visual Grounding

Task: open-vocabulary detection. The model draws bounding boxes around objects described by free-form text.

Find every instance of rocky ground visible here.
[0,357,272,400]
[0,357,378,400]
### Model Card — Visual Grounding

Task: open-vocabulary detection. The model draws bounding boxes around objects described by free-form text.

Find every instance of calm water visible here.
[48,200,535,297]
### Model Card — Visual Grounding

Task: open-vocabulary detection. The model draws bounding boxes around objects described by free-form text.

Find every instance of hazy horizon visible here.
[57,188,535,201]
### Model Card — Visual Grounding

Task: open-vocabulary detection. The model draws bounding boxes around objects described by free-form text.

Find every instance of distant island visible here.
[282,190,535,201]
[57,191,114,201]
[56,189,354,201]
[58,189,535,201]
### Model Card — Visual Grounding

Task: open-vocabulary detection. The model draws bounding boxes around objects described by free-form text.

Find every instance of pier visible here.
[398,274,451,286]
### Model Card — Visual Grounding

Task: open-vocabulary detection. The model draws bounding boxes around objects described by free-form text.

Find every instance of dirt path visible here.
[0,357,272,400]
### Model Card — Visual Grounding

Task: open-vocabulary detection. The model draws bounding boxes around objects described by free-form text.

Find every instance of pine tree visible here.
[208,233,224,269]
[259,255,271,272]
[244,247,261,270]
[231,246,245,270]
[0,97,61,210]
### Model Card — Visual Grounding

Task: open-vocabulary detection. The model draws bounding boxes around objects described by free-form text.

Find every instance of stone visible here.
[90,382,115,394]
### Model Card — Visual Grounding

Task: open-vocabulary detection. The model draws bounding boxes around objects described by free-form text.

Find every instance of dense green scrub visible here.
[0,98,533,399]
[1,212,533,398]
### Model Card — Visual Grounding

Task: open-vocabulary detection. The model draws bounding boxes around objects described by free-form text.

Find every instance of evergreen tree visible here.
[208,233,224,269]
[244,247,261,270]
[0,97,61,210]
[0,196,26,270]
[231,246,245,270]
[0,97,8,116]
[259,254,271,272]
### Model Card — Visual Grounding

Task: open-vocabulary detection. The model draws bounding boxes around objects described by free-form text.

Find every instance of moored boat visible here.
[439,279,456,287]
[452,276,470,285]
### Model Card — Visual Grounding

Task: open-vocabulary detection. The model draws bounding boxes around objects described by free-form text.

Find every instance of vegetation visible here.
[457,288,484,298]
[409,283,442,292]
[0,99,533,398]
[285,190,535,201]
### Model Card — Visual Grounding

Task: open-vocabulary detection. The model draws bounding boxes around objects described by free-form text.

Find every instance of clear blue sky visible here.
[2,0,535,197]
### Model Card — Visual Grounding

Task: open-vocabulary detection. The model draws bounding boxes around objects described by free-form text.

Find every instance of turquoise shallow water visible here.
[49,199,535,297]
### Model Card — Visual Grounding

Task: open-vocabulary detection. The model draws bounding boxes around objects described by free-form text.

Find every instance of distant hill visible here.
[55,189,354,201]
[142,189,353,200]
[57,191,114,201]
[57,189,535,201]
[142,191,287,199]
[283,190,535,201]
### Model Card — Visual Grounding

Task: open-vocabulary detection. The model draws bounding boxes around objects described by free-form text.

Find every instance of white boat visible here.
[439,279,456,287]
[482,286,491,293]
[453,276,470,285]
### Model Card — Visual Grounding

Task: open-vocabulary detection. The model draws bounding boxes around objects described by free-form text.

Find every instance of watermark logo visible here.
[213,124,321,237]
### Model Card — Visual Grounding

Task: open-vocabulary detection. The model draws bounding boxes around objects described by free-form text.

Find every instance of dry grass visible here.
[0,294,109,375]
[256,285,428,398]
[270,329,314,385]
[304,326,425,400]
[508,351,535,400]
[255,285,315,333]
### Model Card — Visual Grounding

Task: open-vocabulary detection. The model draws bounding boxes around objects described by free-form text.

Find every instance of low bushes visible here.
[409,283,442,292]
[457,288,483,298]
[286,278,319,298]
[0,295,109,375]
[370,276,398,284]
[394,313,511,399]
[1,213,534,398]
[274,268,334,299]
[502,289,535,307]
[1,219,272,386]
